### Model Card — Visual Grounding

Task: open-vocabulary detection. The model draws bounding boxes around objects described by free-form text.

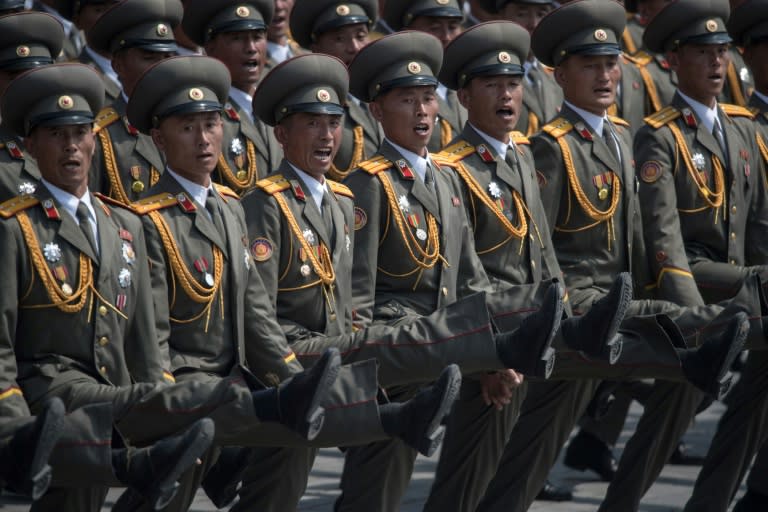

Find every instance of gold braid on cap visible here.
[666,122,726,222]
[554,138,621,251]
[329,126,365,181]
[147,211,224,332]
[216,139,258,194]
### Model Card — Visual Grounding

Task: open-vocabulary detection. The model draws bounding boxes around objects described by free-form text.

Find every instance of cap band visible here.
[373,75,438,99]
[27,111,94,134]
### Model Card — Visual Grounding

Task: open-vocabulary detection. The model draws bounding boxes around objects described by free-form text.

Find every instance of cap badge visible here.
[188,88,204,101]
[706,19,718,32]
[407,61,422,74]
[156,23,168,36]
[236,5,250,17]
[336,4,350,16]
[58,95,74,110]
[436,0,450,4]
[16,45,30,57]
[594,29,608,42]
[498,51,511,64]
[317,89,331,102]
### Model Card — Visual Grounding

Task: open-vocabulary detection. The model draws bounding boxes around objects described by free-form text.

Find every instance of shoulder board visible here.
[644,106,680,129]
[0,195,39,218]
[542,118,574,138]
[328,180,354,199]
[510,131,530,145]
[94,192,135,212]
[255,174,291,195]
[608,115,630,128]
[721,103,755,119]
[359,155,392,175]
[93,107,119,134]
[436,140,475,164]
[131,193,178,215]
[213,183,240,200]
[626,50,652,66]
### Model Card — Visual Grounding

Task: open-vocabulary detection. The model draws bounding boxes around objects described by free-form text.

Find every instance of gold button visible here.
[99,336,109,346]
[442,287,448,296]
[731,232,737,240]
[236,170,247,181]
[98,305,108,316]
[100,366,107,374]
[731,205,737,214]
[731,259,737,265]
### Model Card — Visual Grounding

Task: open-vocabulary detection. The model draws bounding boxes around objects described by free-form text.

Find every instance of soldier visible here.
[30,1,85,60]
[382,0,467,152]
[86,0,180,205]
[467,2,760,511]
[340,29,639,511]
[264,0,302,70]
[0,11,64,201]
[119,54,466,510]
[237,52,571,512]
[289,0,383,181]
[182,0,284,194]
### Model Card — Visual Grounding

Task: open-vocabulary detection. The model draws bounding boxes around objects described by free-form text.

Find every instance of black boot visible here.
[733,489,768,512]
[563,429,617,482]
[560,272,632,364]
[251,347,341,441]
[535,479,573,501]
[381,364,461,457]
[0,397,65,500]
[680,312,749,399]
[201,446,253,508]
[112,418,215,511]
[494,281,563,378]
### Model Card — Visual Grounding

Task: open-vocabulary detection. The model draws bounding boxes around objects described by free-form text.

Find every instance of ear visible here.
[274,122,289,147]
[368,99,384,122]
[666,50,680,72]
[457,87,471,110]
[111,51,125,78]
[554,65,567,87]
[150,127,165,153]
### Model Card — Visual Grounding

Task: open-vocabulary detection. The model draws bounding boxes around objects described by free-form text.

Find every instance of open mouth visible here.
[243,58,259,71]
[414,122,430,136]
[62,159,81,171]
[708,73,723,83]
[314,148,333,162]
[197,151,214,161]
[497,107,515,120]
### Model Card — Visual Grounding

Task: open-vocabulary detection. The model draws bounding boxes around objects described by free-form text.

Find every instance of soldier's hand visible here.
[480,370,523,411]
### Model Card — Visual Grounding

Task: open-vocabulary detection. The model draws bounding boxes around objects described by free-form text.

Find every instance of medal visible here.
[236,169,247,181]
[61,283,73,296]
[18,181,35,194]
[300,264,311,277]
[116,294,127,311]
[118,268,132,288]
[204,273,214,286]
[598,188,609,200]
[488,181,502,199]
[130,166,144,194]
[121,241,135,265]
[345,234,351,252]
[398,194,410,213]
[230,138,244,156]
[416,228,427,241]
[302,228,316,245]
[43,242,62,263]
[194,257,213,286]
[692,152,706,170]
[244,248,250,270]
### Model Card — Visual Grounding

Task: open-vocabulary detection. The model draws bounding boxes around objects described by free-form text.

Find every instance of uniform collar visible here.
[677,89,720,134]
[468,122,509,157]
[267,41,292,65]
[288,163,327,211]
[166,167,215,209]
[385,137,429,182]
[84,45,121,90]
[229,87,254,122]
[564,100,606,136]
[40,178,97,226]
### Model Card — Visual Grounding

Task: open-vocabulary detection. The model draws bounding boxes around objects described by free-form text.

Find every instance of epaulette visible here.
[644,106,680,129]
[328,180,354,199]
[214,183,240,200]
[626,50,653,67]
[255,174,291,195]
[608,115,631,128]
[510,131,530,145]
[0,140,24,160]
[93,107,120,134]
[359,155,392,175]
[436,140,475,164]
[131,193,179,215]
[0,194,39,219]
[94,192,135,213]
[542,118,574,138]
[721,103,756,119]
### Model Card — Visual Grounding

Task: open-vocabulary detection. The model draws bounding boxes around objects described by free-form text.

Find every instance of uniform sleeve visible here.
[634,124,706,306]
[531,134,566,235]
[745,125,768,266]
[241,190,283,311]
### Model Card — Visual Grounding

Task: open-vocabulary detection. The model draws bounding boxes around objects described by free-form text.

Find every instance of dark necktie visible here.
[713,117,728,158]
[603,120,622,166]
[205,191,226,237]
[321,191,335,249]
[76,201,98,257]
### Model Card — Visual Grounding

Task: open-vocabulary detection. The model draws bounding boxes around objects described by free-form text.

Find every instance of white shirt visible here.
[41,178,98,246]
[166,167,216,219]
[289,163,327,212]
[386,138,430,183]
[229,87,254,123]
[468,122,510,158]
[436,83,448,101]
[564,100,608,136]
[83,46,121,91]
[677,89,721,134]
[267,41,292,64]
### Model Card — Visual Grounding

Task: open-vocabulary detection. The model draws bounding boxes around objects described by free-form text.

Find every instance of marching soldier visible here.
[0,11,64,200]
[30,1,84,60]
[382,0,467,152]
[289,0,383,181]
[182,0,284,194]
[86,0,180,204]
[265,0,303,70]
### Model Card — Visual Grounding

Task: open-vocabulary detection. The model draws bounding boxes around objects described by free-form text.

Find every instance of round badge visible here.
[598,188,609,200]
[250,237,273,262]
[156,23,168,36]
[16,45,30,57]
[300,264,312,277]
[236,170,247,181]
[706,19,718,32]
[188,88,204,100]
[58,95,74,110]
[497,51,512,64]
[436,0,449,4]
[131,181,145,193]
[407,61,422,74]
[61,283,73,296]
[640,160,662,183]
[316,89,331,102]
[594,29,608,42]
[416,228,427,241]
[236,5,250,17]
[204,273,215,287]
[354,207,367,230]
[336,4,350,15]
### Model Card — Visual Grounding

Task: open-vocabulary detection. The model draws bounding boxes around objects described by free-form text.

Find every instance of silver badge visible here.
[43,242,62,262]
[230,137,244,155]
[43,199,54,209]
[121,241,136,265]
[302,228,315,245]
[398,194,410,213]
[244,248,250,270]
[18,182,36,194]
[416,228,427,241]
[204,272,214,286]
[692,152,706,170]
[740,67,750,83]
[345,234,351,252]
[118,268,132,288]
[488,181,502,199]
[300,264,311,276]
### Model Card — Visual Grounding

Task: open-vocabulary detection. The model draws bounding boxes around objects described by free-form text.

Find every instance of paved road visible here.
[0,400,747,511]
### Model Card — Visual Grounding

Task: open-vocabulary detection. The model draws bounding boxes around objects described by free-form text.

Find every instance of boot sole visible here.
[148,418,216,510]
[533,284,564,378]
[22,398,65,500]
[418,365,461,456]
[300,349,341,441]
